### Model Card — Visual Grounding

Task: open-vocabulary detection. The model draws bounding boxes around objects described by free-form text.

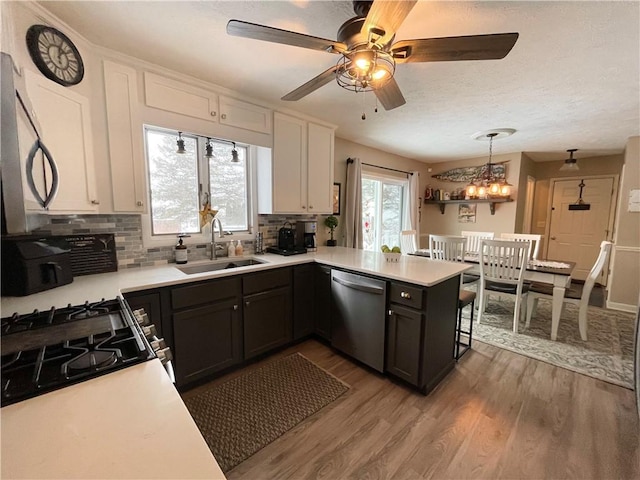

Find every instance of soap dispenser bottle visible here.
[235,239,243,257]
[175,234,188,264]
[227,241,236,257]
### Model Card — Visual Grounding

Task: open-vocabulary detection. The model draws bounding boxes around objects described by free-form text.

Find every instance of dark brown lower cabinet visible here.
[386,304,423,386]
[293,264,314,339]
[243,286,292,359]
[385,276,459,393]
[172,297,242,386]
[313,265,332,340]
[124,290,163,338]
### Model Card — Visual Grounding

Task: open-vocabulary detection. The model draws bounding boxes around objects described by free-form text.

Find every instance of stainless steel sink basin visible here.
[176,258,265,275]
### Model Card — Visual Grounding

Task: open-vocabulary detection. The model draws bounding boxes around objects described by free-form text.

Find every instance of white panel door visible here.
[307,122,334,214]
[547,177,615,281]
[272,113,306,213]
[25,71,98,212]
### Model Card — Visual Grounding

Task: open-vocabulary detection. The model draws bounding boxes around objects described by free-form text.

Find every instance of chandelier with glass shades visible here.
[466,132,512,199]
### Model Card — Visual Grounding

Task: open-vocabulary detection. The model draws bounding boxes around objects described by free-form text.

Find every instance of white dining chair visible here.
[428,234,476,360]
[460,231,494,284]
[477,239,531,333]
[525,241,613,341]
[461,231,495,255]
[400,230,418,254]
[500,233,543,260]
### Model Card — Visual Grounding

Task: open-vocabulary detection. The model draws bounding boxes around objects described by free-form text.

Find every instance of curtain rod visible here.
[347,158,413,176]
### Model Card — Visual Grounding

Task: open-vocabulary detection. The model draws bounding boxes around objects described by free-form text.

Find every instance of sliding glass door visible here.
[362,174,406,251]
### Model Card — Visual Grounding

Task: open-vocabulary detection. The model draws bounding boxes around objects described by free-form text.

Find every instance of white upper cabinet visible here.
[25,70,98,212]
[104,61,146,212]
[144,72,219,122]
[219,95,271,134]
[258,112,334,214]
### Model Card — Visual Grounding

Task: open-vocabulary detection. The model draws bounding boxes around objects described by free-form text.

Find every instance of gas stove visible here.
[0,298,169,407]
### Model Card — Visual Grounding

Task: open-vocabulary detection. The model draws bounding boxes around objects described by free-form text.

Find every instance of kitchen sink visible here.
[176,258,265,275]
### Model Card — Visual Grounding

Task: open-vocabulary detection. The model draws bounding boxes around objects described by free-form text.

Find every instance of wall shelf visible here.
[424,198,513,215]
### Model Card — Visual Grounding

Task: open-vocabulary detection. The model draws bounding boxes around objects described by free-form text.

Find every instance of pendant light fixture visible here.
[231,142,239,162]
[560,148,579,171]
[205,138,214,159]
[176,131,186,154]
[465,132,512,199]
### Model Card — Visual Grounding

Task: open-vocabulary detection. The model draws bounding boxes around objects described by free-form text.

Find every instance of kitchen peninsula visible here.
[1,247,469,479]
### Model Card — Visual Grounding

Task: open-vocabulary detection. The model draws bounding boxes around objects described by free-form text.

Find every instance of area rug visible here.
[182,353,349,472]
[460,297,636,389]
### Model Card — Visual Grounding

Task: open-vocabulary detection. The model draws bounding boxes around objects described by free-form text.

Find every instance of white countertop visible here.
[1,360,226,480]
[1,246,470,313]
[0,246,469,479]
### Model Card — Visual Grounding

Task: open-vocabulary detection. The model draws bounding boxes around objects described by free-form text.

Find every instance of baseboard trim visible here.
[606,300,637,313]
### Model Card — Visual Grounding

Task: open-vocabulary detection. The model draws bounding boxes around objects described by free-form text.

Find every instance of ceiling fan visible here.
[227,1,519,111]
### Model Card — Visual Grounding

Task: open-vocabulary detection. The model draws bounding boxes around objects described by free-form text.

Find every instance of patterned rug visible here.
[182,353,349,472]
[460,296,636,388]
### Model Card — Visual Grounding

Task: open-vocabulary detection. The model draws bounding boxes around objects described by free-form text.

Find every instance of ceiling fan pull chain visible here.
[375,96,378,113]
[362,90,366,120]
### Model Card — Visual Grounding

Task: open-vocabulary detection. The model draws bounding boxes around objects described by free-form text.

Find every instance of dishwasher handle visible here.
[332,275,385,295]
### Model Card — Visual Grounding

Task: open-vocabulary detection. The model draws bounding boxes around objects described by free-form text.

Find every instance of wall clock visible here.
[26,25,84,86]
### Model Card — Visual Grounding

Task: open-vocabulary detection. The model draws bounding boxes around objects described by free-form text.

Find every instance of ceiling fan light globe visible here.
[373,69,387,80]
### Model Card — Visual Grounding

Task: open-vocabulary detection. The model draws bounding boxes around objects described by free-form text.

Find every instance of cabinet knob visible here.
[233,304,238,310]
[245,301,250,307]
[221,113,227,119]
[211,111,217,117]
[309,205,313,210]
[388,309,394,316]
[136,201,143,207]
[551,236,556,240]
[91,199,100,205]
[301,205,306,209]
[401,291,411,299]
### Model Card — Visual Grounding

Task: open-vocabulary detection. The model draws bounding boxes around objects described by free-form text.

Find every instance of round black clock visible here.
[26,25,84,86]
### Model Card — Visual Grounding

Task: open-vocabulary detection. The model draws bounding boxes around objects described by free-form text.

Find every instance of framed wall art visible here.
[333,183,341,215]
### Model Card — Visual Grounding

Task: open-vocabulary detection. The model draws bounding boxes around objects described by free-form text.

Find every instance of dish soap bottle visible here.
[227,241,236,257]
[175,234,188,264]
[235,239,243,257]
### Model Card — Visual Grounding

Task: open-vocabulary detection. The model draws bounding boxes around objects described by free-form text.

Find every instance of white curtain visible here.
[403,171,420,251]
[345,158,363,249]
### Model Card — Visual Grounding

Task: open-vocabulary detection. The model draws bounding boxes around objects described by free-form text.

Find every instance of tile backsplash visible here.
[28,214,320,269]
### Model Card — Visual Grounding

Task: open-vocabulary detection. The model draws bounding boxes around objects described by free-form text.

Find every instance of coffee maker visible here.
[298,221,317,251]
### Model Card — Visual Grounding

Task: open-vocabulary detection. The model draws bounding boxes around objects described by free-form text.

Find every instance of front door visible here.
[546,176,616,282]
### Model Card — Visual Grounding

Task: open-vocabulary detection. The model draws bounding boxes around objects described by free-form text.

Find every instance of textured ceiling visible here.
[38,1,640,163]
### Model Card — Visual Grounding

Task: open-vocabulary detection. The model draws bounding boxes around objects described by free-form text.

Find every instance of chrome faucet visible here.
[210,217,225,260]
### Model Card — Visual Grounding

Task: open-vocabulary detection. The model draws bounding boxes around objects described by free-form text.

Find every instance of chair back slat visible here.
[429,235,466,262]
[582,241,613,300]
[400,230,418,254]
[500,233,543,260]
[461,231,494,255]
[480,239,530,286]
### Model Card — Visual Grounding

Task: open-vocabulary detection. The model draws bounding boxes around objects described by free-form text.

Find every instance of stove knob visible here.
[150,338,166,351]
[132,309,150,326]
[142,324,157,338]
[156,347,173,365]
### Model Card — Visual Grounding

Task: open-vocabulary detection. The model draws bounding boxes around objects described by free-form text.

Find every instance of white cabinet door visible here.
[104,61,146,212]
[272,112,306,213]
[144,72,218,122]
[219,96,271,134]
[307,122,334,214]
[25,71,98,212]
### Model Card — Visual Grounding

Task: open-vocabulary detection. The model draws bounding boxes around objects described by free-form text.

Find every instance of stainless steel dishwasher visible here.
[331,269,387,372]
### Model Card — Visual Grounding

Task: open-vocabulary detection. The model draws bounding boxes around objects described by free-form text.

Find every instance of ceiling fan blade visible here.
[392,33,519,63]
[361,0,418,47]
[282,65,340,101]
[374,77,406,110]
[227,20,347,54]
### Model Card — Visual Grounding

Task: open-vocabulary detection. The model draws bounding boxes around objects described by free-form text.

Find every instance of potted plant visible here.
[324,215,338,246]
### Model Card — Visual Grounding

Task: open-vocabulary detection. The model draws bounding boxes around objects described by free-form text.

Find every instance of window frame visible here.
[361,171,409,252]
[141,125,257,249]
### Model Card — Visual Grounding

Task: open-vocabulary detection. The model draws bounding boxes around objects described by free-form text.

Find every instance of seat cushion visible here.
[462,273,480,284]
[458,289,476,308]
[529,282,581,299]
[485,280,531,295]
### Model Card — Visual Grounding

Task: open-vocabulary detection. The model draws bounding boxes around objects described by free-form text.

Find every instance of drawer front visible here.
[389,282,424,309]
[243,268,291,295]
[171,277,240,310]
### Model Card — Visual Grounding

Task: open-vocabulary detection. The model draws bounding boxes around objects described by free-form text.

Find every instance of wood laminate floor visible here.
[188,340,640,480]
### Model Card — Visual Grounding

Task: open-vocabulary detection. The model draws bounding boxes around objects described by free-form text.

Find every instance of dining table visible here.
[413,250,576,341]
